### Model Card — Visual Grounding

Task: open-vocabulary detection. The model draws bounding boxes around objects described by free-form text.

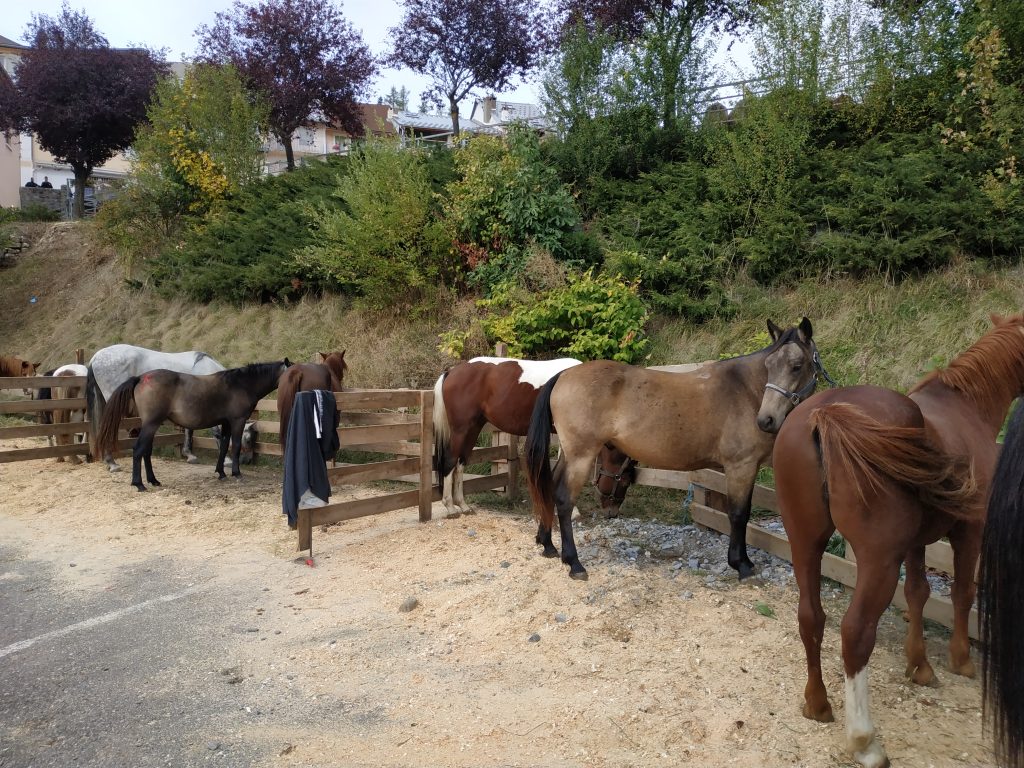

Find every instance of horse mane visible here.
[910,314,1024,413]
[219,361,284,387]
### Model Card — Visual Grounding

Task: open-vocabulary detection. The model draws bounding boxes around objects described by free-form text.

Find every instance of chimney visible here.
[482,95,496,124]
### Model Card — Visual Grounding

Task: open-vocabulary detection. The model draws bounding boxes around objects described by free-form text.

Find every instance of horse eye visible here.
[791,364,803,373]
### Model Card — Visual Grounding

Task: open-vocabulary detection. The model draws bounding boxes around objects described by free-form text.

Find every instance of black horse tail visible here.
[86,366,106,445]
[432,370,454,480]
[524,372,563,532]
[93,376,139,461]
[981,405,1024,768]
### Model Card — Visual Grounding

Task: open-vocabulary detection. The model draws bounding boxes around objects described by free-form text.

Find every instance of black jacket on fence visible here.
[282,389,340,528]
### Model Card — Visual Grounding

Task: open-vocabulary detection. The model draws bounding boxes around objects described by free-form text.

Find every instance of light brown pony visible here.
[276,351,347,445]
[525,318,824,580]
[45,364,89,464]
[1,355,41,395]
[771,313,1024,768]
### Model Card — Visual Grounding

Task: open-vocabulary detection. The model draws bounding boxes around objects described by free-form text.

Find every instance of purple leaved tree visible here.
[11,7,165,218]
[197,0,377,172]
[387,0,544,138]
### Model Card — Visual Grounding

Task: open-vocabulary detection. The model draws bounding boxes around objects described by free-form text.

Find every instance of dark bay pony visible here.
[981,403,1024,768]
[94,360,290,491]
[277,351,347,444]
[432,356,633,517]
[771,313,1024,768]
[526,318,824,580]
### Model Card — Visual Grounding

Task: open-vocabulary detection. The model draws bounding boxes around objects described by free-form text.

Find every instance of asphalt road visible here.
[0,540,332,768]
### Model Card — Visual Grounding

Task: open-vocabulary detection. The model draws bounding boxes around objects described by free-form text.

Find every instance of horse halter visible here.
[596,454,637,503]
[764,343,837,406]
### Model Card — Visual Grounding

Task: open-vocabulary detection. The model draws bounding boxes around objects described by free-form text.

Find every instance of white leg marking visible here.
[845,668,888,768]
[0,585,205,659]
[453,464,472,513]
[442,470,455,513]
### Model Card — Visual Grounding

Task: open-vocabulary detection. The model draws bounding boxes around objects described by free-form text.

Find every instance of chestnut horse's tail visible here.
[277,368,300,447]
[808,402,977,517]
[524,372,563,531]
[980,406,1024,768]
[93,376,139,461]
[432,371,454,480]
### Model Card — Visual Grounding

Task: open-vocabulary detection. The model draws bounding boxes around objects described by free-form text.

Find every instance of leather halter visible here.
[596,454,637,503]
[764,344,837,406]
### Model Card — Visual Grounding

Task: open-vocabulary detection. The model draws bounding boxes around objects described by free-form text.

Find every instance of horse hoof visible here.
[134,485,146,492]
[949,657,976,678]
[186,456,199,464]
[569,566,589,581]
[802,701,834,723]
[906,662,935,686]
[108,465,122,473]
[542,545,559,558]
[736,561,755,580]
[150,480,162,488]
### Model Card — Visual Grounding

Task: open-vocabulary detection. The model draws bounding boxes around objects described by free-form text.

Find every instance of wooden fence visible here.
[200,389,518,555]
[0,354,979,638]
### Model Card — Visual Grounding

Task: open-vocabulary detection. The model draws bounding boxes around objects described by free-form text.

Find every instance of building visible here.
[262,103,398,174]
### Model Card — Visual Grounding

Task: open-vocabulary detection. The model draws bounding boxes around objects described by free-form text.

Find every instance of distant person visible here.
[40,176,52,188]
[24,178,38,187]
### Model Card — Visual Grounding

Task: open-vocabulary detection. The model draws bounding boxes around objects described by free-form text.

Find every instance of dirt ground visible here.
[0,442,996,768]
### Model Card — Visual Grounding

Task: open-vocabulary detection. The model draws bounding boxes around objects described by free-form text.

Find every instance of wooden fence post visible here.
[75,348,85,365]
[418,389,433,522]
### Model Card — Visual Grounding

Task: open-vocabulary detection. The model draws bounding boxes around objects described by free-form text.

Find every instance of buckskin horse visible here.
[771,313,1024,768]
[93,360,290,491]
[526,318,825,580]
[277,351,347,445]
[432,356,634,519]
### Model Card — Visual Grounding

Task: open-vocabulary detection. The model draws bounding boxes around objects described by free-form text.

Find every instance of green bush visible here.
[149,156,351,303]
[481,270,650,363]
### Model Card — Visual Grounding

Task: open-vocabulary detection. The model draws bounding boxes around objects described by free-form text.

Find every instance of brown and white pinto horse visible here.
[277,351,347,445]
[526,318,825,580]
[35,364,89,464]
[771,314,1024,768]
[433,357,633,518]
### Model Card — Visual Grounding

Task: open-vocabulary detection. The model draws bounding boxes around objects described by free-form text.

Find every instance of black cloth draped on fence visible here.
[282,390,340,528]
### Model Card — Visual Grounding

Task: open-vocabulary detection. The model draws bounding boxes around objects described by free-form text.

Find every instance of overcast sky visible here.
[1,0,542,111]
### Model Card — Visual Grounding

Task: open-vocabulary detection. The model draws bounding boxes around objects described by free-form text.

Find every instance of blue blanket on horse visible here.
[282,390,340,528]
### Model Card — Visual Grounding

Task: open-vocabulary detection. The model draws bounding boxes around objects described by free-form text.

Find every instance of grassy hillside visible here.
[2,222,1022,393]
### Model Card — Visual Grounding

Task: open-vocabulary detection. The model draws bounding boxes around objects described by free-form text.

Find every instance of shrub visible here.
[481,270,650,363]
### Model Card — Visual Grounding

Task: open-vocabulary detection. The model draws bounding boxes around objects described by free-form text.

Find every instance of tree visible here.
[11,6,165,218]
[387,0,543,138]
[383,85,411,111]
[550,0,756,128]
[197,0,377,172]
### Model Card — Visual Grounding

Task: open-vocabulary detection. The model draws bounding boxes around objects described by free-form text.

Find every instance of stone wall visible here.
[19,186,65,217]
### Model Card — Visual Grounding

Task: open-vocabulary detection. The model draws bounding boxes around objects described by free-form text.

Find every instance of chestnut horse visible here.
[526,318,825,580]
[981,403,1024,768]
[771,313,1024,768]
[277,351,347,445]
[432,357,634,518]
[1,355,41,395]
[94,361,290,491]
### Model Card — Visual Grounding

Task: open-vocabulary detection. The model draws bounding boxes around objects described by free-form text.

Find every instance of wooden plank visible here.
[339,422,420,446]
[925,541,955,575]
[254,398,279,412]
[0,375,87,388]
[0,421,89,439]
[308,488,423,526]
[466,445,508,464]
[0,397,87,414]
[336,390,424,410]
[329,457,421,484]
[344,441,423,455]
[635,467,779,511]
[0,443,90,463]
[341,412,419,426]
[114,433,183,450]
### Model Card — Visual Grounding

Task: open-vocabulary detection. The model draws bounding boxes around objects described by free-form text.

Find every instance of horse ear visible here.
[284,358,292,367]
[990,313,1006,326]
[766,319,783,342]
[319,352,328,362]
[798,317,813,343]
[33,362,41,373]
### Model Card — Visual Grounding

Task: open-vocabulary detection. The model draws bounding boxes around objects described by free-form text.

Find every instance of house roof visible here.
[470,98,553,132]
[389,110,492,135]
[0,34,28,50]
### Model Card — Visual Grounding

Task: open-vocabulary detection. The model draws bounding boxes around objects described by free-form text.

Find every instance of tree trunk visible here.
[449,97,460,139]
[283,132,296,172]
[71,166,90,220]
